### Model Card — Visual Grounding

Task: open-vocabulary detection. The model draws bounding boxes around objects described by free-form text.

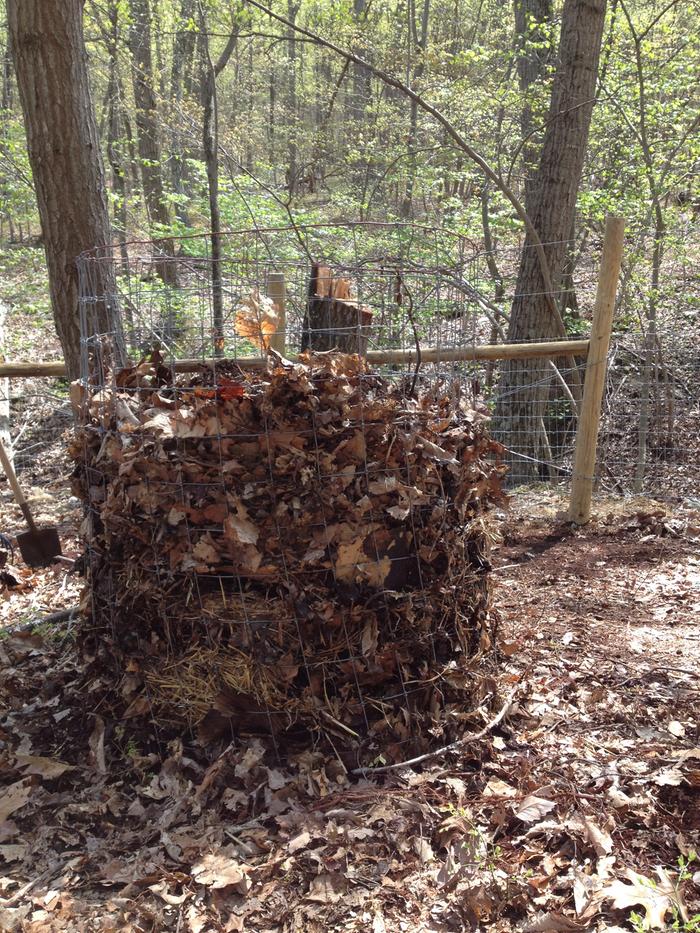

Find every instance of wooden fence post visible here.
[267,272,286,355]
[568,215,625,524]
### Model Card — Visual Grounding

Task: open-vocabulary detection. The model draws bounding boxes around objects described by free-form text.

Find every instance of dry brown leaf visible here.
[14,755,74,780]
[306,872,348,904]
[235,290,278,351]
[224,502,259,546]
[0,843,27,863]
[522,913,589,931]
[191,535,220,566]
[0,780,32,823]
[484,777,518,798]
[335,533,391,588]
[287,830,311,854]
[88,716,107,774]
[361,618,378,657]
[568,811,613,856]
[602,867,685,930]
[515,794,556,823]
[386,505,410,521]
[191,851,251,893]
[413,836,435,864]
[416,436,458,464]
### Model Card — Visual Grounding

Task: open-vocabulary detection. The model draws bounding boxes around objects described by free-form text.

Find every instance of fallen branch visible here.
[350,683,520,775]
[2,606,79,636]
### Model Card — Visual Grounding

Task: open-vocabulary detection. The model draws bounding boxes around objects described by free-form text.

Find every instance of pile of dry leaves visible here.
[70,352,505,766]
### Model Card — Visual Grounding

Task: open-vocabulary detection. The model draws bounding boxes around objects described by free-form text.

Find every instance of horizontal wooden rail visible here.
[0,361,67,378]
[365,339,589,365]
[0,338,590,379]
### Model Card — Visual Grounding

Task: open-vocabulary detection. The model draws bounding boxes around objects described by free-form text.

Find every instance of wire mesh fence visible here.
[16,219,684,762]
[75,225,519,761]
[75,223,700,496]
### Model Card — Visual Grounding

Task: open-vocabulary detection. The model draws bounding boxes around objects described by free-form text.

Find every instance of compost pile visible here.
[72,352,505,765]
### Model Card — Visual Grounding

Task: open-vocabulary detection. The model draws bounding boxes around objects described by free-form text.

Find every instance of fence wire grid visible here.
[74,222,698,498]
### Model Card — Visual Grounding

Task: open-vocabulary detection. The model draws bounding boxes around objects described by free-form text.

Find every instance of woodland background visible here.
[0,0,697,327]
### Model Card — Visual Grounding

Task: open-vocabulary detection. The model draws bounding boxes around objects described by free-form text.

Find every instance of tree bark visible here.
[496,0,607,481]
[286,1,300,195]
[105,0,129,272]
[512,0,554,213]
[400,0,430,218]
[128,0,177,284]
[200,14,237,357]
[7,0,123,380]
[170,0,197,226]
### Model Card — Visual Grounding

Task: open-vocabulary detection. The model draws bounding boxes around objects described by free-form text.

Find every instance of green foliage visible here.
[0,0,697,343]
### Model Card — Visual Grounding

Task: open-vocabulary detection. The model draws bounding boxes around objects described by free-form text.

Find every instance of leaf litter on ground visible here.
[1,493,699,930]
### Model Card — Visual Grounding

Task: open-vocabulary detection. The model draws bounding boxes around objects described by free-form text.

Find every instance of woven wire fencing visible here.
[76,223,698,498]
[73,223,697,760]
[76,224,515,761]
[78,224,589,483]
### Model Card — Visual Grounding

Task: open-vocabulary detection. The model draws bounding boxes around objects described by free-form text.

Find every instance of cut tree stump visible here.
[301,262,373,353]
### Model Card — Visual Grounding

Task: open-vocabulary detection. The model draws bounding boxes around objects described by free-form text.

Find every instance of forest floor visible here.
[1,474,698,932]
[0,250,699,931]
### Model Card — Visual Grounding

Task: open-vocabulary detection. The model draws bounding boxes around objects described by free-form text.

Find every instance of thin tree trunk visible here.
[200,11,238,356]
[128,0,177,285]
[8,0,124,379]
[106,1,129,272]
[0,301,11,467]
[170,0,197,226]
[286,1,300,194]
[401,0,430,218]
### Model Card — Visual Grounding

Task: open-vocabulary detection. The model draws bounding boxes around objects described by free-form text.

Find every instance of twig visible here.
[400,278,421,397]
[350,684,520,775]
[2,606,79,636]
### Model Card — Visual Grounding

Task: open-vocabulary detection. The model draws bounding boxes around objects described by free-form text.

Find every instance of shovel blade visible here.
[16,527,62,567]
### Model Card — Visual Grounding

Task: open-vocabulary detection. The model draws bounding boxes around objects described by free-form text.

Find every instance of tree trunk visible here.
[400,0,430,218]
[105,0,129,273]
[512,0,553,213]
[170,0,197,227]
[496,0,606,482]
[200,16,238,356]
[7,0,123,380]
[352,0,372,123]
[128,0,177,284]
[286,1,300,195]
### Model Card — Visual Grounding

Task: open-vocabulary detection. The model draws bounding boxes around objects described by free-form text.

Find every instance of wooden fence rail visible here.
[0,338,590,379]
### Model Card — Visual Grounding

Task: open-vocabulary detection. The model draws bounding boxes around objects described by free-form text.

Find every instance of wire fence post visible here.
[267,272,286,355]
[569,215,625,524]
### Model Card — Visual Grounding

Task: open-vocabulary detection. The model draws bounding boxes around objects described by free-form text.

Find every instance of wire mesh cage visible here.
[75,223,544,765]
[77,222,590,487]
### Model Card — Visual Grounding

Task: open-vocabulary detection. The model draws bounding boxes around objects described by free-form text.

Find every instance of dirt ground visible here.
[1,474,698,932]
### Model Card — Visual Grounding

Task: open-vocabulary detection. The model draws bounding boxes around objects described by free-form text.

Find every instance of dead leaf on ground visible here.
[522,913,590,931]
[602,867,686,930]
[191,851,251,893]
[0,780,33,823]
[306,872,348,904]
[287,830,311,854]
[515,794,556,823]
[14,755,75,780]
[88,716,107,773]
[0,843,27,863]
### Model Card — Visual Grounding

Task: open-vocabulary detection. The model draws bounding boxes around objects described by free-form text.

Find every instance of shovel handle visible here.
[0,438,38,534]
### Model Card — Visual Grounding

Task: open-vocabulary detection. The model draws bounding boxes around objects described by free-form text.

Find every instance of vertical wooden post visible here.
[568,215,625,524]
[267,271,286,355]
